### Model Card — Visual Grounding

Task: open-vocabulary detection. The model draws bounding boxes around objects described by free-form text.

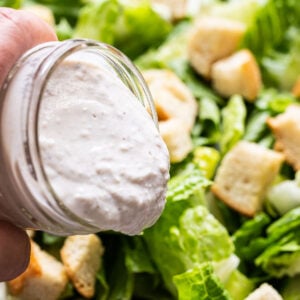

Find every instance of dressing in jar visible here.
[0,39,170,235]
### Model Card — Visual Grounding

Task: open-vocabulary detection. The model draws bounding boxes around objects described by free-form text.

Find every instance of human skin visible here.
[0,7,57,281]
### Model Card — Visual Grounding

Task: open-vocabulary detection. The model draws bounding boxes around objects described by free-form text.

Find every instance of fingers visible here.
[0,7,57,86]
[0,221,30,281]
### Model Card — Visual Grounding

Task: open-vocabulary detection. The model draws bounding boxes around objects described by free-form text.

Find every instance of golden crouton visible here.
[188,17,245,78]
[150,0,186,20]
[292,77,300,97]
[268,104,300,170]
[143,69,197,162]
[211,49,262,101]
[159,118,194,163]
[143,69,198,131]
[8,241,68,300]
[60,234,104,299]
[211,141,284,217]
[245,283,283,300]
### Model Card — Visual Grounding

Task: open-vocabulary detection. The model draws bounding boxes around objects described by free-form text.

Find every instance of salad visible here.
[2,0,300,299]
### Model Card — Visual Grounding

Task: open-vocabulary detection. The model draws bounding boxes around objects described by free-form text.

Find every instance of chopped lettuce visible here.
[143,168,233,295]
[74,0,172,59]
[192,146,220,179]
[173,263,232,300]
[234,208,300,279]
[192,97,221,147]
[280,275,300,300]
[233,213,272,262]
[24,0,87,25]
[243,111,270,143]
[255,88,297,113]
[262,27,300,90]
[223,270,254,300]
[166,166,211,205]
[0,0,21,7]
[266,174,300,216]
[55,18,74,40]
[219,95,246,155]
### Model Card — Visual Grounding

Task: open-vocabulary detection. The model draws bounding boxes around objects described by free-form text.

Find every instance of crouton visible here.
[211,49,262,101]
[188,17,245,78]
[143,69,197,162]
[292,77,300,97]
[159,118,193,163]
[143,69,198,131]
[8,241,68,300]
[211,141,284,217]
[245,283,282,300]
[60,234,104,299]
[150,0,186,20]
[268,104,300,170]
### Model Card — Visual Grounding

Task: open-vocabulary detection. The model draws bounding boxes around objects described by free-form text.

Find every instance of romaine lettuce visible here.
[74,0,172,59]
[262,27,300,90]
[173,263,232,300]
[219,95,246,155]
[0,0,21,7]
[234,208,300,279]
[266,174,300,216]
[143,168,233,295]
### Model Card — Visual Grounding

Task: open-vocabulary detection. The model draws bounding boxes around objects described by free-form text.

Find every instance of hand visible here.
[0,7,57,281]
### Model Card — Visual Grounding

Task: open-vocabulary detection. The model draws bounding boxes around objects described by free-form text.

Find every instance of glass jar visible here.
[0,39,157,235]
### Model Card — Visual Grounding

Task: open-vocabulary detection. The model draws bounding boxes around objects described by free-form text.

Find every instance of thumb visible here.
[0,221,30,282]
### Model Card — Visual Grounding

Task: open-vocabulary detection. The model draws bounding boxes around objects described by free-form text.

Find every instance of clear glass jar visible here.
[0,39,157,235]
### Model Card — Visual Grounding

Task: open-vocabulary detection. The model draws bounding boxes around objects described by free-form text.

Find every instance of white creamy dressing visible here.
[38,55,170,235]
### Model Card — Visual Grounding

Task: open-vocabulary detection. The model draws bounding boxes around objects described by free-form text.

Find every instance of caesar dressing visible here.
[0,39,169,235]
[38,57,169,235]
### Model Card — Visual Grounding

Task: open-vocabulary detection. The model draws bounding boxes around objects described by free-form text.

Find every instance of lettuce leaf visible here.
[280,275,300,300]
[266,177,300,216]
[143,168,233,295]
[233,213,272,262]
[74,0,172,59]
[262,27,300,90]
[0,0,21,8]
[223,270,254,300]
[219,95,246,155]
[173,263,232,300]
[234,208,300,279]
[24,0,87,25]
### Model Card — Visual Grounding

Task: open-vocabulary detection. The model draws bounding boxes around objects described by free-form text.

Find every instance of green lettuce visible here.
[233,208,300,279]
[219,95,246,155]
[280,275,300,300]
[223,270,254,300]
[173,263,232,300]
[74,0,172,59]
[243,111,270,143]
[266,173,300,216]
[143,168,233,295]
[262,27,300,90]
[192,146,220,179]
[0,0,21,7]
[233,213,272,262]
[192,97,222,147]
[24,0,87,25]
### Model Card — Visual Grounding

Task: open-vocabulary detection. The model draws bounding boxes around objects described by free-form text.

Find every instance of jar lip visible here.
[26,39,158,230]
